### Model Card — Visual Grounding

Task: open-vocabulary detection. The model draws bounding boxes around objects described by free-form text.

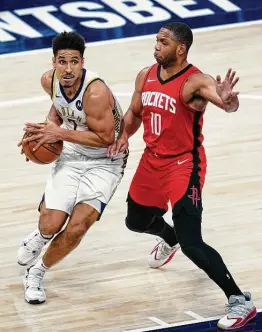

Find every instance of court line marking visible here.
[184,311,204,320]
[0,20,261,59]
[0,93,261,109]
[148,317,170,327]
[125,308,262,332]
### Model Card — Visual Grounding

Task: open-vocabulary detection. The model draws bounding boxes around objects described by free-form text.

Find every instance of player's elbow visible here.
[105,136,115,146]
[101,130,115,146]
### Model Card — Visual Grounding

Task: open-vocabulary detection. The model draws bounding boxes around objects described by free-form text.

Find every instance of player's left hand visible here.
[216,68,239,112]
[17,140,29,161]
[23,122,62,151]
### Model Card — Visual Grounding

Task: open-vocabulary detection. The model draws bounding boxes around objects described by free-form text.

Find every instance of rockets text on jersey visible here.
[141,63,205,160]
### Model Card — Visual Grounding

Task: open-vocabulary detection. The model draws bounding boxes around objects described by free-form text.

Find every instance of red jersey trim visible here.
[179,69,205,113]
[157,63,193,85]
[141,65,155,91]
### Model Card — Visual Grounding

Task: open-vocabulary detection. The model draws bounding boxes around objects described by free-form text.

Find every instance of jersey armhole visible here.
[84,77,117,110]
[51,70,56,102]
[84,77,103,91]
[179,70,204,113]
[140,65,154,91]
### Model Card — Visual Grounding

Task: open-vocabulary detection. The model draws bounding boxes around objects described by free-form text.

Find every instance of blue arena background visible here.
[0,0,262,55]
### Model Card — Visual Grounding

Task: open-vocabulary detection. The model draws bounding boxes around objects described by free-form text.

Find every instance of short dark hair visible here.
[52,31,86,57]
[162,22,193,52]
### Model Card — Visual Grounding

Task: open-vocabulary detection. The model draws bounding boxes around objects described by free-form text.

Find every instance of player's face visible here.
[154,28,181,67]
[53,50,84,88]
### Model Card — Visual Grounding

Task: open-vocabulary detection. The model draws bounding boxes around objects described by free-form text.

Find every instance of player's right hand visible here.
[17,140,29,162]
[107,136,129,158]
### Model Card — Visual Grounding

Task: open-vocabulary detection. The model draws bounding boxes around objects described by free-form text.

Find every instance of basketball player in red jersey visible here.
[108,22,256,330]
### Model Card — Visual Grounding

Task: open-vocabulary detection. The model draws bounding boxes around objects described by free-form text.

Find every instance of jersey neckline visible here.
[59,68,86,103]
[157,64,192,85]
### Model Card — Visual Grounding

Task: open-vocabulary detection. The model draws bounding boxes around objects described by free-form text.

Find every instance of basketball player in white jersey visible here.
[17,31,128,304]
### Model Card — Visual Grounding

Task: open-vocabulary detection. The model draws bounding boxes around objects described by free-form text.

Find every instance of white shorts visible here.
[43,147,128,216]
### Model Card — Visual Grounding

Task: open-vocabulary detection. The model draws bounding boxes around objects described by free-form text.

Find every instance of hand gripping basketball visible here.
[19,122,63,164]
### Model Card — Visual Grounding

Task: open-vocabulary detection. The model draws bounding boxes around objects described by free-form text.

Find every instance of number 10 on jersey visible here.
[150,112,161,135]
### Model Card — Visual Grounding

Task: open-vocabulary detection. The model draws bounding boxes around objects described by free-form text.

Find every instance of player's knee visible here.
[180,244,196,258]
[125,215,146,233]
[126,194,153,233]
[180,243,208,268]
[66,221,88,245]
[66,207,97,245]
[39,209,62,235]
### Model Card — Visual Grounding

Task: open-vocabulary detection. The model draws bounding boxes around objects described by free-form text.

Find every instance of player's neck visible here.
[62,70,83,99]
[160,60,189,80]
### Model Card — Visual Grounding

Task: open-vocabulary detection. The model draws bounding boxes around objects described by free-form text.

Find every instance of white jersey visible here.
[51,68,122,158]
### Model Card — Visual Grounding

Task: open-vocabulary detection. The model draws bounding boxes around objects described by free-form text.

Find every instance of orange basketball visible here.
[21,131,63,164]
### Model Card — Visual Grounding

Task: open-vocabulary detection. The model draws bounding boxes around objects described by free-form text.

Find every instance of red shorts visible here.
[129,149,206,212]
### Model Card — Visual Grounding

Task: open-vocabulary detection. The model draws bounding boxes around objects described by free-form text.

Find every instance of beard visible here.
[155,53,177,68]
[60,79,76,88]
[63,84,74,88]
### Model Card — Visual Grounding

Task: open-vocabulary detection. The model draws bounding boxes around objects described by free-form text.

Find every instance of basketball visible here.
[21,131,63,164]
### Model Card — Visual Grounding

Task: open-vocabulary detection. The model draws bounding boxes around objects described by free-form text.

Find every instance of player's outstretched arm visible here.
[215,68,239,112]
[107,67,149,157]
[184,68,239,113]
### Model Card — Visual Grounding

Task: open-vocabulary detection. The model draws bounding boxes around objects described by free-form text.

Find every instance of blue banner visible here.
[0,0,261,55]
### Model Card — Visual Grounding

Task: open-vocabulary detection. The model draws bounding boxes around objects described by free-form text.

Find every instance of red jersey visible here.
[141,63,205,162]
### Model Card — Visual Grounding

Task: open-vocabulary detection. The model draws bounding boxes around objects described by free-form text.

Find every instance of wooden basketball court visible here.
[0,22,262,332]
